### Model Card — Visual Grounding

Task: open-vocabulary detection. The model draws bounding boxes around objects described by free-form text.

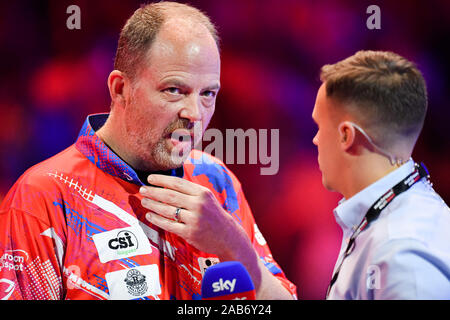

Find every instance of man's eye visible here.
[165,87,181,95]
[202,90,217,98]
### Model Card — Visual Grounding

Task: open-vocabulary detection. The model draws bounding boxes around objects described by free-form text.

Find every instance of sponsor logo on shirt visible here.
[124,269,147,296]
[93,226,152,263]
[105,265,161,300]
[0,250,29,272]
[108,230,138,256]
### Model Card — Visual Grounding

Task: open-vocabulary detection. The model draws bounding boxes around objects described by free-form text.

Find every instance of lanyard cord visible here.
[326,162,430,298]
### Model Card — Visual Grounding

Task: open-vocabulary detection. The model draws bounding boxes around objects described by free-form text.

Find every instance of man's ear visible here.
[338,121,356,151]
[107,70,132,109]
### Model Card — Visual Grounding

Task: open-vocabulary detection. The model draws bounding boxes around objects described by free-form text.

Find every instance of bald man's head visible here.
[114,2,220,82]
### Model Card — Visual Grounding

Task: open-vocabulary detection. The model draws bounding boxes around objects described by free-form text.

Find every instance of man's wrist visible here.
[215,220,262,290]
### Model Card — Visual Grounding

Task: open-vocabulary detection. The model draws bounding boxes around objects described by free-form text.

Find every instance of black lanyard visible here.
[326,162,430,298]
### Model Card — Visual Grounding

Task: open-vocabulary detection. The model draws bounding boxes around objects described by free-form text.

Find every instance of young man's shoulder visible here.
[374,181,450,251]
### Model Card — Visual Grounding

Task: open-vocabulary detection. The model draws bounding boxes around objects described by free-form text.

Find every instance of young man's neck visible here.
[340,155,402,200]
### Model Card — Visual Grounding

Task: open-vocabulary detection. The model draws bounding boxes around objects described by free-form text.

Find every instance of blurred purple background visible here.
[1,0,449,299]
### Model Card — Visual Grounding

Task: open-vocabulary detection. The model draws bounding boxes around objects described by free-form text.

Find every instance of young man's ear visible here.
[338,121,356,151]
[107,70,132,109]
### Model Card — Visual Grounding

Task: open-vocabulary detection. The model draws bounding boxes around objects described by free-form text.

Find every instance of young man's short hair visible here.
[320,50,428,149]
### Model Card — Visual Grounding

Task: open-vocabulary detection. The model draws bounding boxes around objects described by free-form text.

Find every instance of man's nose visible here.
[180,95,202,122]
[312,133,319,146]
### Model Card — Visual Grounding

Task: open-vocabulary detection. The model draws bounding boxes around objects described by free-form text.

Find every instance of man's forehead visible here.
[313,83,343,121]
[154,17,216,51]
[147,18,220,68]
[315,83,359,123]
[312,84,326,117]
[163,16,211,38]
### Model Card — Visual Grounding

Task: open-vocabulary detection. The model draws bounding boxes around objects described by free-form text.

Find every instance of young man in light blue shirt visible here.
[312,50,450,299]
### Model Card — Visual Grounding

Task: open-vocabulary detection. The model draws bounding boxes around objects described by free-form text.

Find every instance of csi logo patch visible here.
[108,230,138,254]
[93,226,152,263]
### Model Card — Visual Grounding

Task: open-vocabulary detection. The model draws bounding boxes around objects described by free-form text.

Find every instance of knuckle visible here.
[200,188,213,200]
[166,191,176,202]
[174,179,183,190]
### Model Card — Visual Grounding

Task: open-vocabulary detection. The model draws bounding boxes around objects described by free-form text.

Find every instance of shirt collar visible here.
[75,113,184,185]
[333,159,415,233]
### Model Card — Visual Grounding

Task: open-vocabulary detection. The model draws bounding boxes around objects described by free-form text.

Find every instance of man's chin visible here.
[322,176,333,191]
[152,149,192,171]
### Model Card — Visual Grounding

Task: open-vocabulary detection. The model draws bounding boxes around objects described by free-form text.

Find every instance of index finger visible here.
[146,174,204,196]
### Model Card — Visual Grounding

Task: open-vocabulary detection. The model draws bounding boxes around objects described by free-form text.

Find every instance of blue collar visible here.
[75,113,184,185]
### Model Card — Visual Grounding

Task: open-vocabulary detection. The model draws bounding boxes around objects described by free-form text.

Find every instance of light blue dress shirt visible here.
[328,159,450,299]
